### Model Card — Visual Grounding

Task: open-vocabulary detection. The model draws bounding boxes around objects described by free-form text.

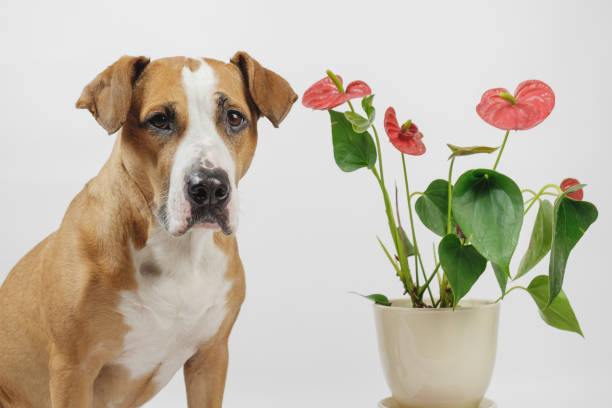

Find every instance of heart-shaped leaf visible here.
[548,193,598,305]
[515,199,553,280]
[344,111,372,133]
[446,144,499,160]
[491,262,508,295]
[438,234,487,307]
[352,292,392,306]
[452,169,523,277]
[415,179,454,237]
[526,275,583,336]
[329,110,377,172]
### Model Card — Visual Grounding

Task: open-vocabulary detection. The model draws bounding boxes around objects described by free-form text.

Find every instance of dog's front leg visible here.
[48,350,97,408]
[184,340,229,408]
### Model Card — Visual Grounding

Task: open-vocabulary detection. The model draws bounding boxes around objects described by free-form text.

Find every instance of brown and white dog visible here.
[0,52,297,407]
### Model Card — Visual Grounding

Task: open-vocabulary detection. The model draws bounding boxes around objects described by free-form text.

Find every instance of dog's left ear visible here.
[231,51,298,128]
[76,56,150,135]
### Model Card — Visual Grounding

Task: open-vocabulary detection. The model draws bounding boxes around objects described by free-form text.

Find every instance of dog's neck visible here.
[90,133,154,250]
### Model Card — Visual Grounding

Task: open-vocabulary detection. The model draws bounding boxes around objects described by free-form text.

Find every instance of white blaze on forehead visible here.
[165,60,238,235]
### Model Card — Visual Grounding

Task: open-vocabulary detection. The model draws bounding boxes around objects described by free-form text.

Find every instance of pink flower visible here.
[476,80,555,130]
[383,107,426,155]
[560,178,584,201]
[302,76,371,110]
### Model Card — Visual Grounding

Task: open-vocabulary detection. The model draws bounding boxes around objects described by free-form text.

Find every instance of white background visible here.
[1,0,610,406]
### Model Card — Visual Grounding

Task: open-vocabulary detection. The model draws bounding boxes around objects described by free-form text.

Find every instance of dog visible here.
[0,52,297,407]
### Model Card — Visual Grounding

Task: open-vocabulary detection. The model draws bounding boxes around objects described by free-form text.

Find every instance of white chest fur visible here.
[113,227,231,388]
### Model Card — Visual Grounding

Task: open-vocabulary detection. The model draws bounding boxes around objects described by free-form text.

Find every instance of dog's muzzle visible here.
[185,168,232,235]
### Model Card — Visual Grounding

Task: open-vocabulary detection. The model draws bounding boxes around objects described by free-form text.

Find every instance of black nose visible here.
[186,168,231,208]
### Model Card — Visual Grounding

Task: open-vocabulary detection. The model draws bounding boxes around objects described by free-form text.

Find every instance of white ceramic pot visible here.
[373,299,500,408]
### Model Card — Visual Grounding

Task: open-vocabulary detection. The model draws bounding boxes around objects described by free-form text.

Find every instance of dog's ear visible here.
[76,56,150,135]
[230,51,297,128]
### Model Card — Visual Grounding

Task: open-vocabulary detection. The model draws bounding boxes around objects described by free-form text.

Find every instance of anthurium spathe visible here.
[561,178,584,200]
[302,75,372,110]
[383,107,426,156]
[476,80,555,131]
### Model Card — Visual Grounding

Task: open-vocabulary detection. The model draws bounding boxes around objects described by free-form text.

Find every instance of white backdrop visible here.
[1,0,610,406]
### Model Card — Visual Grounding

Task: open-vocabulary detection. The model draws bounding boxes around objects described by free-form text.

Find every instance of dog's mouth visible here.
[157,202,233,236]
[186,207,232,236]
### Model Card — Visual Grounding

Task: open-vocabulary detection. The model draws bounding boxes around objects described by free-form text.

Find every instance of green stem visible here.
[439,157,456,308]
[494,285,527,303]
[524,184,563,214]
[418,263,441,299]
[447,157,455,235]
[409,191,424,199]
[402,153,435,305]
[371,168,417,300]
[371,125,385,186]
[492,130,510,171]
[377,236,402,279]
[522,188,538,197]
[347,100,355,112]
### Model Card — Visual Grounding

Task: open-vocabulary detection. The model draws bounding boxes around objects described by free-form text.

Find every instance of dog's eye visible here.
[149,113,170,130]
[227,110,245,128]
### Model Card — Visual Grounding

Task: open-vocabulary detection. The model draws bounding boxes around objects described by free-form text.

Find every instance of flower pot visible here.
[373,299,500,408]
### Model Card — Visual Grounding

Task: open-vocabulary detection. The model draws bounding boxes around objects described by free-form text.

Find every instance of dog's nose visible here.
[186,169,231,208]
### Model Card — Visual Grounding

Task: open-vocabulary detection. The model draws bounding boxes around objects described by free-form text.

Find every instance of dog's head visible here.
[76,53,297,236]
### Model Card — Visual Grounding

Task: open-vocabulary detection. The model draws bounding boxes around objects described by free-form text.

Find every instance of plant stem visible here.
[371,125,385,185]
[409,191,424,199]
[447,157,455,234]
[347,100,355,113]
[402,153,435,305]
[492,130,510,171]
[377,236,402,279]
[439,157,456,308]
[524,183,563,214]
[371,168,417,301]
[522,188,538,197]
[418,263,441,299]
[494,285,527,303]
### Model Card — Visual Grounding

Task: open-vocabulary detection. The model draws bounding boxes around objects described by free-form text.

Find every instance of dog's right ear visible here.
[76,56,150,135]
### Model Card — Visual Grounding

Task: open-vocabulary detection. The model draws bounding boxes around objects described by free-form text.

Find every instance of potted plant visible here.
[302,72,598,408]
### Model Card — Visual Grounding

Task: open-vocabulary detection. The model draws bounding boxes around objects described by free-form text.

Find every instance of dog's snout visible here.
[186,169,231,208]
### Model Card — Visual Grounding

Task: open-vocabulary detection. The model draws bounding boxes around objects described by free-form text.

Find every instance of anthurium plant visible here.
[303,72,598,335]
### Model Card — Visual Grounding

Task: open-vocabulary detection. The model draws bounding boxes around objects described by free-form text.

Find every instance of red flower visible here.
[302,76,372,110]
[384,107,426,155]
[476,80,555,130]
[560,178,584,200]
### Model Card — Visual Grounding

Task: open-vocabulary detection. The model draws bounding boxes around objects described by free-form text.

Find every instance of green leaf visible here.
[515,199,553,280]
[548,193,598,305]
[491,262,508,295]
[329,110,377,172]
[398,226,416,257]
[352,292,392,306]
[438,234,487,307]
[361,94,375,120]
[344,111,372,133]
[415,179,454,237]
[446,144,499,160]
[526,275,583,336]
[452,169,523,277]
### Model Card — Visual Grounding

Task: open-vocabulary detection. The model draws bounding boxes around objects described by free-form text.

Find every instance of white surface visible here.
[0,0,610,407]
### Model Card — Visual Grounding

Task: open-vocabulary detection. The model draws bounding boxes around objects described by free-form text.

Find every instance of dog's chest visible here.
[112,228,231,388]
